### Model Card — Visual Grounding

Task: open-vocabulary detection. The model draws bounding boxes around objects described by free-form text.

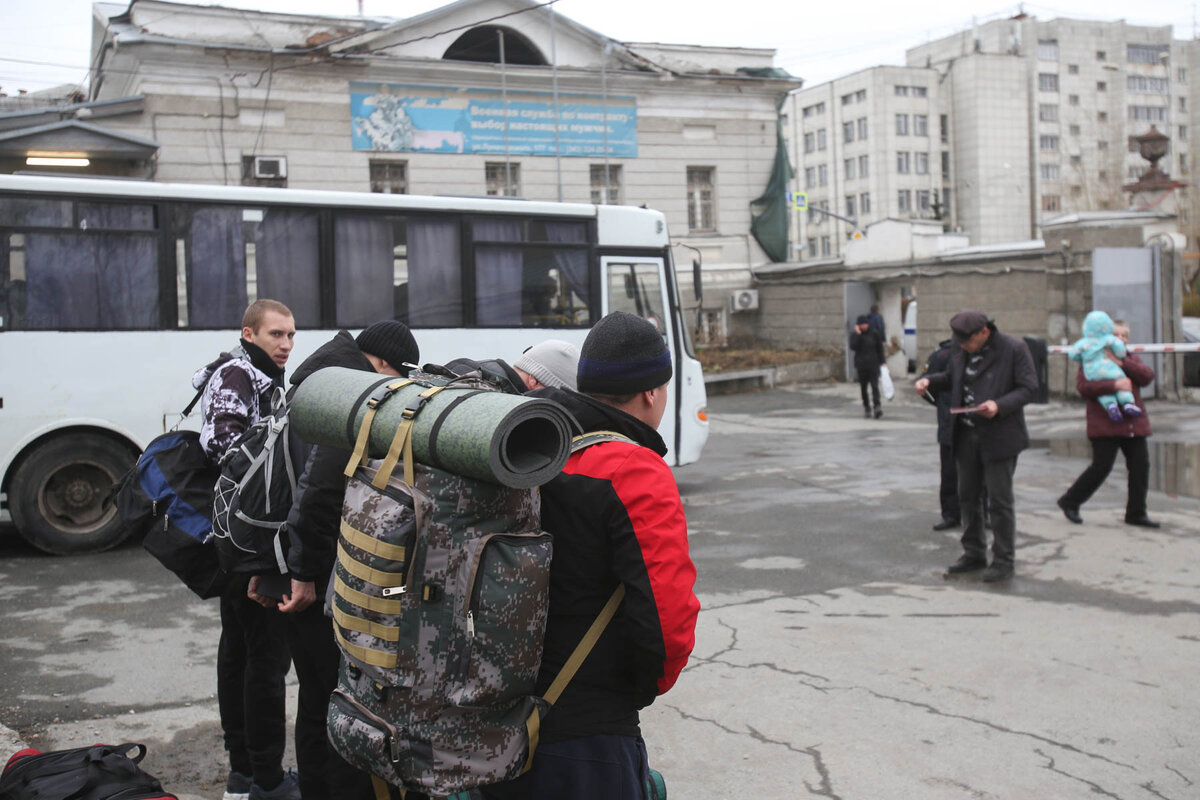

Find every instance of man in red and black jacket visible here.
[482,311,700,800]
[1057,319,1159,528]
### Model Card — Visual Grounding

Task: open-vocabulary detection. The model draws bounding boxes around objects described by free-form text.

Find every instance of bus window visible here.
[0,197,71,228]
[472,218,591,328]
[182,206,320,328]
[607,262,666,331]
[334,215,463,328]
[2,200,160,330]
[77,203,155,230]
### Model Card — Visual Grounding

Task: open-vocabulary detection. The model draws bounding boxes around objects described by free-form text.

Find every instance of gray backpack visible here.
[325,374,623,796]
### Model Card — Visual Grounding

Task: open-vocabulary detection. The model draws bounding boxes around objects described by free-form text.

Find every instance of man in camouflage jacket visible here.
[193,299,300,800]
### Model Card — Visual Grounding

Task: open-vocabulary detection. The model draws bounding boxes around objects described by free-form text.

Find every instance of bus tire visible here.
[9,434,138,555]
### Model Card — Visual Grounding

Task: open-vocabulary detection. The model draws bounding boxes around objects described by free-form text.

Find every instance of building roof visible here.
[93,0,797,80]
[0,119,159,158]
[1041,209,1176,228]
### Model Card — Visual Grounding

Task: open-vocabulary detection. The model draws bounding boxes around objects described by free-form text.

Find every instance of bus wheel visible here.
[9,435,138,555]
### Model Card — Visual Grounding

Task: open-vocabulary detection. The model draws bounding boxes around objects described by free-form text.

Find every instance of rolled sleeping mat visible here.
[290,366,578,489]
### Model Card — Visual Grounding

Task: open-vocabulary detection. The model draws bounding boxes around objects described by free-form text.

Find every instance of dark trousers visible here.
[857,370,881,410]
[218,576,290,788]
[285,602,375,800]
[955,427,1017,566]
[479,735,650,800]
[1061,437,1149,519]
[938,443,961,522]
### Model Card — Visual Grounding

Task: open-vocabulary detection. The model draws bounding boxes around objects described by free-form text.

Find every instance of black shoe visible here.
[873,407,883,419]
[863,408,871,418]
[946,554,987,574]
[932,518,960,531]
[1057,496,1082,524]
[1125,515,1160,529]
[982,563,1014,583]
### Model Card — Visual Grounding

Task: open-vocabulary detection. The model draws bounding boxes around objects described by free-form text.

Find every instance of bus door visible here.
[601,256,704,466]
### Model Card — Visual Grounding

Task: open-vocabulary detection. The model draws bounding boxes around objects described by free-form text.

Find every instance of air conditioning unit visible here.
[253,156,287,179]
[729,289,759,313]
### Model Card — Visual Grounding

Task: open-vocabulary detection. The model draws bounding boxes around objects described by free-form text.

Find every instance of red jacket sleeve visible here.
[606,447,699,695]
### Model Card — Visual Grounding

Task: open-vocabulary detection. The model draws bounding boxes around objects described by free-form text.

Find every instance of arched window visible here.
[443,25,547,65]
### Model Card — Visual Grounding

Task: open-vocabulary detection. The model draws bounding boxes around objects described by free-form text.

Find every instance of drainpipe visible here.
[1059,241,1071,397]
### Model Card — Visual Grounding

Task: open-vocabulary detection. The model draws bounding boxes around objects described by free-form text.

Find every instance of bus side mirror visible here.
[692,259,702,304]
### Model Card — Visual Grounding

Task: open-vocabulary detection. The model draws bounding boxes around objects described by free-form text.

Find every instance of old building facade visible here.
[1,0,799,341]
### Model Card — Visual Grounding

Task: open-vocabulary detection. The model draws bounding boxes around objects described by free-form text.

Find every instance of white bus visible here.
[0,175,708,554]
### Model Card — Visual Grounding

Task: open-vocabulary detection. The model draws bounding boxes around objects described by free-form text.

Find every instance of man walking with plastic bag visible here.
[850,315,886,418]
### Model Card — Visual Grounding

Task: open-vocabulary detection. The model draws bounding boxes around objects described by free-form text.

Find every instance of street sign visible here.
[786,191,807,210]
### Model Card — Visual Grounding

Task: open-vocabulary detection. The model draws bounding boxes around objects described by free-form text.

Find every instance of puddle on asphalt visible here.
[1031,439,1200,500]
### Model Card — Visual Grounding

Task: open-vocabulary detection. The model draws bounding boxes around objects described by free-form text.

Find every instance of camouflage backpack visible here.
[326,375,625,797]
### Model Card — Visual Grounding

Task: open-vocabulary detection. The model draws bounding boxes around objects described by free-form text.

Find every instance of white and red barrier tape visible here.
[1046,343,1200,355]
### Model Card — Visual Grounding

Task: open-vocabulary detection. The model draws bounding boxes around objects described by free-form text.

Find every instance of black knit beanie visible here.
[577,311,673,395]
[355,320,419,374]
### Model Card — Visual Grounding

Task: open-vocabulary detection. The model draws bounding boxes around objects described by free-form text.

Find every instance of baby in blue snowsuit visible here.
[1069,310,1142,423]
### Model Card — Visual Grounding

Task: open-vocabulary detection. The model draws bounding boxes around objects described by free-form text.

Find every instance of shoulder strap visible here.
[522,583,626,773]
[570,430,636,454]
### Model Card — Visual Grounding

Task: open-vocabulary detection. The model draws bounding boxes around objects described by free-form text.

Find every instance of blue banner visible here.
[350,83,637,158]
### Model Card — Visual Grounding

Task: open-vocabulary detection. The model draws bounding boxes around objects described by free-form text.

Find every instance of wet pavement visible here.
[648,383,1200,799]
[1,382,1198,799]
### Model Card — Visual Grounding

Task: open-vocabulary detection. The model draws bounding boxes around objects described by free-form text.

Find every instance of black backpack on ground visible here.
[112,385,228,600]
[0,743,177,800]
[211,388,304,576]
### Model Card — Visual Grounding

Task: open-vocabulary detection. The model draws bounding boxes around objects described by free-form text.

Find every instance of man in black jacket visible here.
[250,321,419,800]
[481,311,699,800]
[849,314,886,419]
[922,339,962,530]
[914,310,1037,582]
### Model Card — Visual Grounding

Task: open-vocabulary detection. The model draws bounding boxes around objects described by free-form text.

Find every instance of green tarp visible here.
[750,93,794,263]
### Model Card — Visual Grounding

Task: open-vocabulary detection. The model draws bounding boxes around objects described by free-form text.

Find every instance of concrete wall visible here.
[757,278,846,350]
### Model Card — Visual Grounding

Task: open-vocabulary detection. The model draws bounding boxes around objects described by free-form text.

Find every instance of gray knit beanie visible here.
[577,311,672,395]
[513,339,580,390]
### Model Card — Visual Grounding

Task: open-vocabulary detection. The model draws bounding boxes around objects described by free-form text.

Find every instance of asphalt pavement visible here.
[2,381,1198,799]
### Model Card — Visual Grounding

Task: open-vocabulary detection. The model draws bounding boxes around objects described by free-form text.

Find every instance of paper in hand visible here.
[950,404,988,415]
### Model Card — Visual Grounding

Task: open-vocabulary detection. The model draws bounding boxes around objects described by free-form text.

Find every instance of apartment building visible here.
[786,66,947,261]
[788,14,1196,256]
[909,15,1194,243]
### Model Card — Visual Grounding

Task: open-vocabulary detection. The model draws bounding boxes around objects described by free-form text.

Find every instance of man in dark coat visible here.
[914,310,1038,582]
[249,321,419,800]
[1057,320,1159,528]
[922,339,960,530]
[849,314,886,419]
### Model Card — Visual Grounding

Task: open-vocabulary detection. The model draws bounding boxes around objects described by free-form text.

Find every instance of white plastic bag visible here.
[879,364,895,401]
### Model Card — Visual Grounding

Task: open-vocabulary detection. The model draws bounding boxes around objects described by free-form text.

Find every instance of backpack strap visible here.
[569,430,636,453]
[373,384,447,489]
[344,380,414,478]
[523,583,626,773]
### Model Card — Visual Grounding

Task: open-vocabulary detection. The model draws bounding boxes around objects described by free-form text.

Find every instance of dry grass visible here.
[696,341,839,373]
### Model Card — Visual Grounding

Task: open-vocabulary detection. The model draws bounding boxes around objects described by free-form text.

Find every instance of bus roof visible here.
[0,173,671,250]
[0,173,603,218]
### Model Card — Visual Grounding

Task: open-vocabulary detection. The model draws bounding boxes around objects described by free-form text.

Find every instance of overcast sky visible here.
[2,0,1194,95]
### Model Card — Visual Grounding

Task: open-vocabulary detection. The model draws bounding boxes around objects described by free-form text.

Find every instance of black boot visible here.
[946,554,987,574]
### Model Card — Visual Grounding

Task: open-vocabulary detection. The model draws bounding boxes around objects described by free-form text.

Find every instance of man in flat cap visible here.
[914,310,1037,582]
